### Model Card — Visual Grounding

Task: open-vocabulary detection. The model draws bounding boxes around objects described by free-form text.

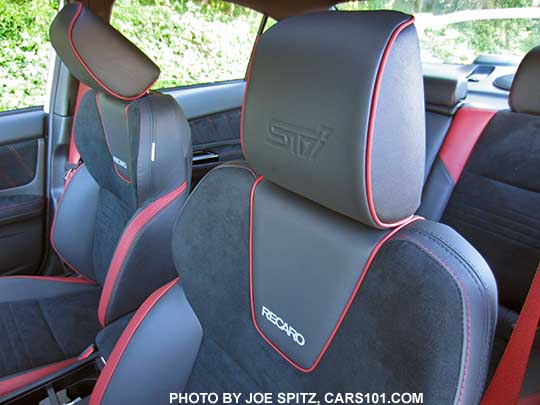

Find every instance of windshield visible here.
[337,1,540,64]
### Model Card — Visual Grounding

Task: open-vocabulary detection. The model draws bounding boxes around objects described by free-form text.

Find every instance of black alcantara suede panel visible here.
[92,188,131,285]
[0,289,100,377]
[75,90,137,212]
[442,111,540,312]
[173,166,464,403]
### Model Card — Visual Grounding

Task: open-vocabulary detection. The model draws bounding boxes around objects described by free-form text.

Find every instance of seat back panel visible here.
[172,166,496,404]
[251,179,392,370]
[442,111,540,312]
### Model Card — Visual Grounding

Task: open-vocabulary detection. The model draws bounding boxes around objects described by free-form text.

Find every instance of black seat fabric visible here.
[85,11,497,404]
[433,47,540,395]
[0,2,191,398]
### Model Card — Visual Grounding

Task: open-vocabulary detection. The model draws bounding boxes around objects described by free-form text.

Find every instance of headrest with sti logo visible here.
[50,2,159,101]
[241,11,425,229]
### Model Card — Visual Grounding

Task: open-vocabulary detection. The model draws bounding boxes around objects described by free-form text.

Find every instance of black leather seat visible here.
[81,11,497,404]
[0,2,191,397]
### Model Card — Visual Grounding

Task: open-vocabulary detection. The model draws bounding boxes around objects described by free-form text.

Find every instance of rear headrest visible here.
[510,45,540,115]
[50,2,159,101]
[242,11,425,229]
[423,72,467,115]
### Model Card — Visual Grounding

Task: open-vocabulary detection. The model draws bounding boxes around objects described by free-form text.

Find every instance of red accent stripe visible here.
[50,164,90,279]
[249,176,422,372]
[90,278,179,405]
[365,18,415,229]
[2,275,95,285]
[77,345,95,361]
[95,92,132,184]
[0,358,77,397]
[68,82,90,165]
[67,2,156,101]
[97,182,187,326]
[482,265,540,405]
[439,107,496,183]
[240,35,262,158]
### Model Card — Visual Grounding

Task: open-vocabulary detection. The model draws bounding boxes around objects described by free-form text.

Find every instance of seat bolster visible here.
[51,164,100,281]
[91,279,202,405]
[0,276,98,302]
[97,181,188,326]
[392,219,498,404]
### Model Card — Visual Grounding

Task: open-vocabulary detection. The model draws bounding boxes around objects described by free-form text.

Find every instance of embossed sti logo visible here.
[266,119,332,160]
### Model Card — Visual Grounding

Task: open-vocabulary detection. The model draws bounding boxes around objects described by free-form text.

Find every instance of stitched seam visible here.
[446,214,540,251]
[395,236,469,405]
[402,227,494,402]
[449,195,540,236]
[217,164,257,178]
[7,303,33,371]
[466,170,540,195]
[36,302,67,359]
[7,146,33,178]
[0,201,40,211]
[446,209,540,250]
[450,186,540,227]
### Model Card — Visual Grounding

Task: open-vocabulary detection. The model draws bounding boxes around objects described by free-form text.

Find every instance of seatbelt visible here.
[481,263,540,405]
[65,82,90,179]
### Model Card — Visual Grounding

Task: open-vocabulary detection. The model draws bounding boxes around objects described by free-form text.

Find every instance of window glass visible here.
[111,0,262,89]
[0,0,58,112]
[338,0,540,64]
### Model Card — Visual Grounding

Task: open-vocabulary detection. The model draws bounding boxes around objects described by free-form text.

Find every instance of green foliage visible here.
[340,0,540,63]
[110,0,261,89]
[0,0,58,111]
[1,0,539,112]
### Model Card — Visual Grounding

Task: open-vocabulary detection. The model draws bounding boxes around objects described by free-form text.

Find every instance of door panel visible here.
[165,80,245,186]
[0,107,46,275]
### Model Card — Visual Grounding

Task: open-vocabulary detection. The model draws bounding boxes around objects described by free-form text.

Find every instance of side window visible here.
[0,0,58,112]
[111,0,263,90]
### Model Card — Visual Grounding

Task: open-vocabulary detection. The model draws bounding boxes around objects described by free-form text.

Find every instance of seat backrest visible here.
[48,3,192,326]
[437,46,540,314]
[166,11,497,404]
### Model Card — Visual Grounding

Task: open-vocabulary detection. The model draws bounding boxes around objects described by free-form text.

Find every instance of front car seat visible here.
[82,11,498,404]
[0,2,191,397]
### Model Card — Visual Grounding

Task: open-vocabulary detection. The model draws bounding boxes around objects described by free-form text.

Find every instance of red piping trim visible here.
[398,236,471,405]
[365,17,414,228]
[249,176,422,372]
[0,358,78,397]
[365,18,415,229]
[2,276,95,285]
[77,346,95,361]
[90,278,179,405]
[50,164,92,280]
[438,107,496,183]
[95,93,132,184]
[240,35,262,158]
[97,182,187,326]
[67,2,156,101]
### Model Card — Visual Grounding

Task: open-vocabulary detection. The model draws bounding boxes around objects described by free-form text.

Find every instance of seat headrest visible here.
[510,45,540,115]
[423,72,467,115]
[242,11,425,229]
[50,2,159,101]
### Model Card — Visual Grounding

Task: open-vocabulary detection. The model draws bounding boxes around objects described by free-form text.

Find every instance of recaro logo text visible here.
[261,305,306,346]
[266,119,332,160]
